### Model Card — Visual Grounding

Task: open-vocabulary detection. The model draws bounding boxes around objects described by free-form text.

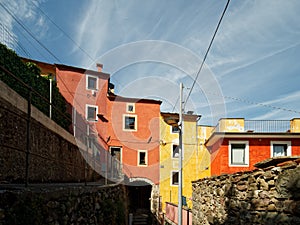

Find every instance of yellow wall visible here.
[159,114,212,211]
[218,118,244,132]
[290,118,300,132]
[159,114,179,212]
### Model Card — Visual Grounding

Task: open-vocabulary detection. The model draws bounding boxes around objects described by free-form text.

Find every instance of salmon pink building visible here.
[106,94,161,184]
[22,58,162,212]
[205,118,300,176]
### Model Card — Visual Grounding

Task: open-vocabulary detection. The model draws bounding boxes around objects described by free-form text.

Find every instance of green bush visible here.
[0,43,71,130]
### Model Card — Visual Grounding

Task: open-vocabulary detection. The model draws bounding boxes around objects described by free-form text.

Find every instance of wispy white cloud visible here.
[0,0,47,48]
[3,0,297,125]
[206,0,300,75]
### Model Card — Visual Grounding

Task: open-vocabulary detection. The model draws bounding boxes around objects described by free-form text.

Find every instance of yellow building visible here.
[159,112,212,211]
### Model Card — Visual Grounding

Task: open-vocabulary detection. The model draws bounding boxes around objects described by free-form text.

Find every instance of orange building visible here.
[55,63,110,149]
[205,118,300,176]
[106,94,161,185]
[22,58,162,211]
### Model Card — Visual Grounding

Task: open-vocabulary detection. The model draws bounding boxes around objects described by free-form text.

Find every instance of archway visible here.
[127,179,152,212]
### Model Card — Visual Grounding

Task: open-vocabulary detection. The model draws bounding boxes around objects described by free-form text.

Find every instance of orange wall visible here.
[55,68,108,116]
[55,67,109,149]
[211,138,300,176]
[107,99,161,184]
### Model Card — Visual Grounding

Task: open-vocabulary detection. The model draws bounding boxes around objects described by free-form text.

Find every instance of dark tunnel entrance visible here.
[127,180,152,212]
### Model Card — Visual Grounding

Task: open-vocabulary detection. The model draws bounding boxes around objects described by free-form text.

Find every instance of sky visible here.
[1,0,300,126]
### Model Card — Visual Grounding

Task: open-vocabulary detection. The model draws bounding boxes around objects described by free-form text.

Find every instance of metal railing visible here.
[0,64,125,186]
[165,202,192,225]
[244,120,290,133]
[211,120,291,133]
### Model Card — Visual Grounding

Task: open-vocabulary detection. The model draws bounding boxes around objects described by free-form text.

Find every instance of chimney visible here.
[96,63,103,72]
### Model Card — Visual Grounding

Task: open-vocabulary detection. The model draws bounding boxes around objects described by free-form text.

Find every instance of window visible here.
[229,141,249,166]
[86,75,98,90]
[171,171,179,185]
[123,115,137,131]
[138,150,147,166]
[110,147,122,162]
[126,103,135,113]
[172,144,179,158]
[86,105,98,121]
[171,125,180,133]
[271,141,291,157]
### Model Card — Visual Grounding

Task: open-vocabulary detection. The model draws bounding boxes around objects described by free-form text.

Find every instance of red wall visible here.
[211,138,300,176]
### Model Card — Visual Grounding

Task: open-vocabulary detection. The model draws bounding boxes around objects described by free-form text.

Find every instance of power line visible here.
[30,1,95,64]
[0,2,62,63]
[184,0,230,110]
[206,91,300,114]
[13,25,50,59]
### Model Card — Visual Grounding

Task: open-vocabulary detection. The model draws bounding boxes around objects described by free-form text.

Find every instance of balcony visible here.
[244,120,290,133]
[211,118,300,133]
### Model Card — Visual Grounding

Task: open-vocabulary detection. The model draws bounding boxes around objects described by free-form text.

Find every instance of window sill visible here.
[229,164,249,167]
[138,164,148,167]
[87,119,98,122]
[123,129,137,132]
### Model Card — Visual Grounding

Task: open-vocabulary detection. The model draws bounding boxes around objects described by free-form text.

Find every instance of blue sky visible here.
[1,0,300,125]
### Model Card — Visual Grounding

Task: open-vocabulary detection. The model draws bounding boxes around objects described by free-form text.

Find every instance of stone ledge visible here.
[254,156,300,169]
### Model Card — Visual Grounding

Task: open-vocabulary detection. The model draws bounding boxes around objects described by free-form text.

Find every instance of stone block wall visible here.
[0,184,128,225]
[0,80,101,183]
[192,158,300,225]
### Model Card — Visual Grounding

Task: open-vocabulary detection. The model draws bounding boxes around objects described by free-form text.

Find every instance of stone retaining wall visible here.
[192,158,300,225]
[0,184,128,225]
[0,80,100,183]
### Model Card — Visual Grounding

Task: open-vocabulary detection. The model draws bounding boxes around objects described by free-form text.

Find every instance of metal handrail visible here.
[244,120,290,133]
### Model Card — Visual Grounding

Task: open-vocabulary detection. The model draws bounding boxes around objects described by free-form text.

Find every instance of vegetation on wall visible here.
[0,43,71,130]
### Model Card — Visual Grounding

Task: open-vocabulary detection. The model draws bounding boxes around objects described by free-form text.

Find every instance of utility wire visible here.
[184,0,230,110]
[0,2,61,63]
[206,91,300,114]
[30,1,95,64]
[13,25,50,59]
[0,22,30,57]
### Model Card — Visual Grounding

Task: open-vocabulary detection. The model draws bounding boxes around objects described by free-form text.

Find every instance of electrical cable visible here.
[184,0,230,110]
[0,2,62,63]
[13,24,50,59]
[206,91,300,114]
[0,23,31,57]
[30,1,95,64]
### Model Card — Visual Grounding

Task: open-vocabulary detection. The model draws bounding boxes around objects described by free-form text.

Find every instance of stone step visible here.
[133,213,149,225]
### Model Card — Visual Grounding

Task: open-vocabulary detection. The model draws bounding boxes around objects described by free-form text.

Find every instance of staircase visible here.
[132,209,150,225]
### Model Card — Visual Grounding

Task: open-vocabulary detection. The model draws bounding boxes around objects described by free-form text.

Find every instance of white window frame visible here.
[170,125,180,134]
[138,150,148,166]
[170,170,179,186]
[172,143,180,159]
[86,104,98,121]
[229,140,249,167]
[86,74,98,90]
[126,103,135,113]
[270,141,291,157]
[109,146,122,163]
[123,114,137,131]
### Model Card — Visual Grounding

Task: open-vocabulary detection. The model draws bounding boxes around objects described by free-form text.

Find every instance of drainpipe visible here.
[49,78,52,119]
